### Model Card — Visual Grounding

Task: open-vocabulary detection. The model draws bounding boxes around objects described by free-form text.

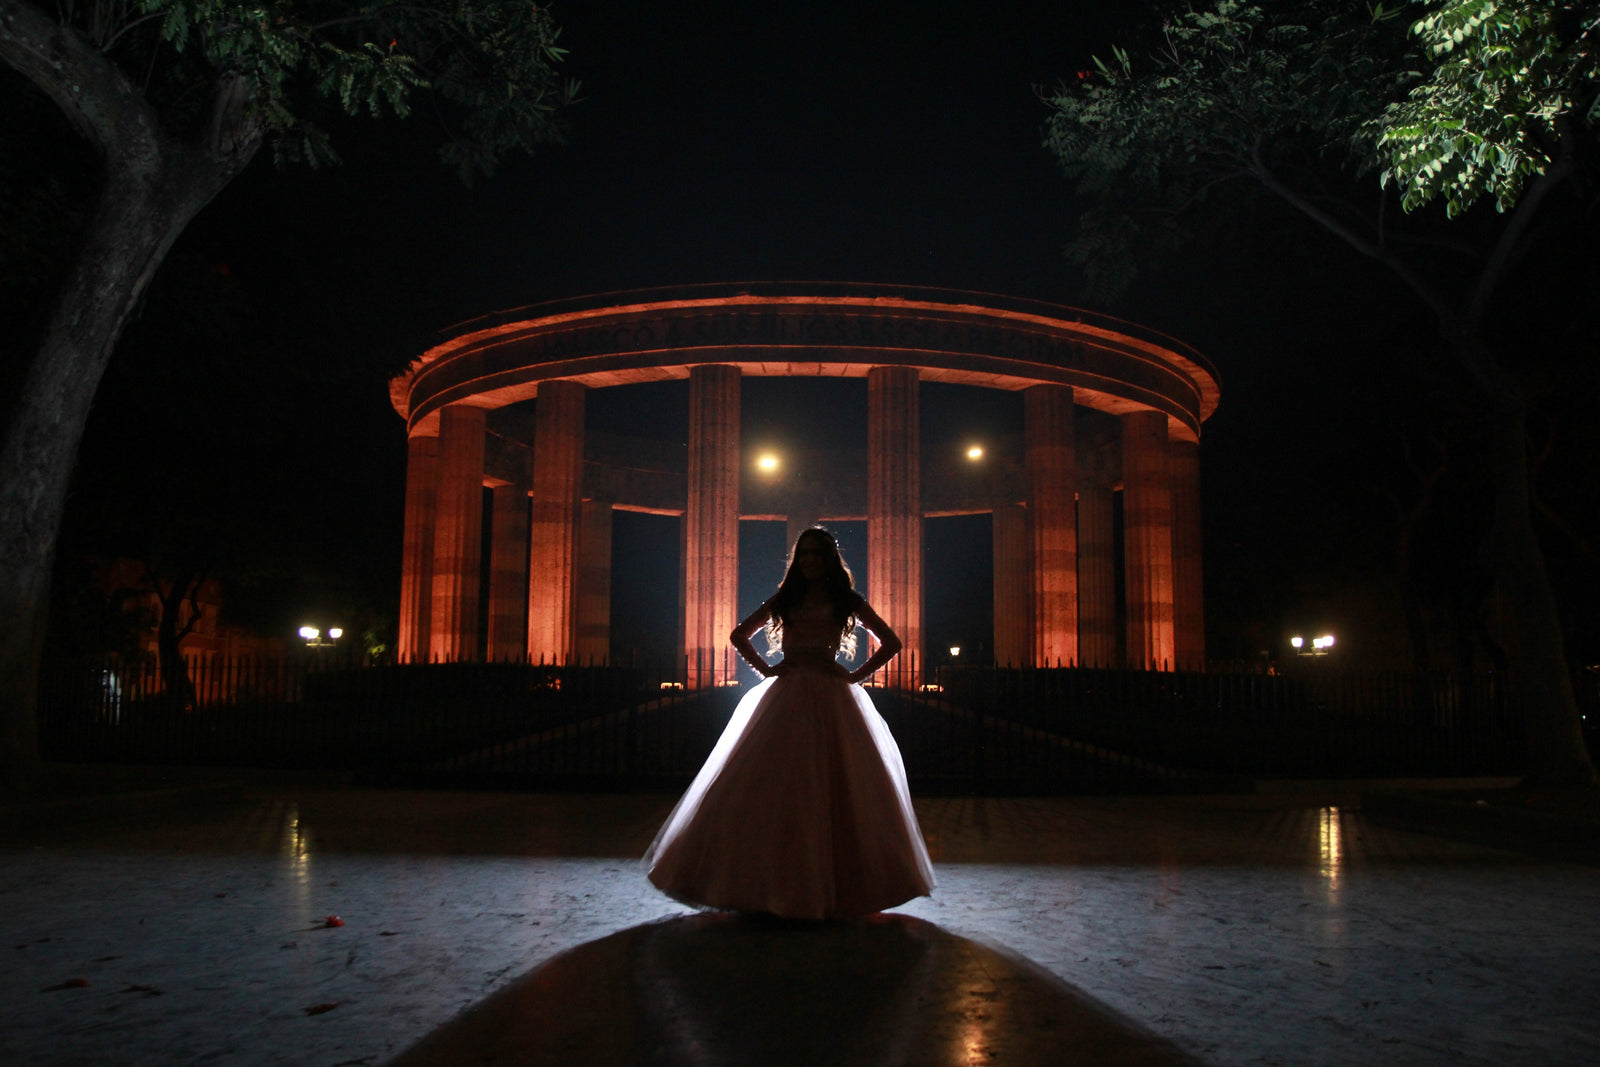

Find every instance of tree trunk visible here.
[0,142,246,791]
[154,580,200,715]
[1469,362,1597,786]
[1392,514,1434,676]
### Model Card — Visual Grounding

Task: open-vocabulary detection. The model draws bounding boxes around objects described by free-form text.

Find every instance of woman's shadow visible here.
[389,912,1205,1066]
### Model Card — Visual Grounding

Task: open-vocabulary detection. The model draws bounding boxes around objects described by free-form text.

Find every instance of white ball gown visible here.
[644,603,936,920]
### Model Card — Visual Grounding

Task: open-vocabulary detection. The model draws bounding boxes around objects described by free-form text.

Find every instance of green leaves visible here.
[1368,0,1599,217]
[414,1,577,180]
[1040,0,1594,294]
[121,1,570,176]
[1041,0,1417,299]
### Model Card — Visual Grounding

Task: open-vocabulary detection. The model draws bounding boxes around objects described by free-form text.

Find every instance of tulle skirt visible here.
[644,669,936,920]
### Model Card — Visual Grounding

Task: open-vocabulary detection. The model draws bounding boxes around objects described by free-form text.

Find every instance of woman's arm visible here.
[730,602,777,678]
[847,599,902,684]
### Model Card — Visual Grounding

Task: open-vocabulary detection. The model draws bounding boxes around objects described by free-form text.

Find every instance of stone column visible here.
[486,470,530,661]
[429,405,486,662]
[1170,439,1205,671]
[398,432,439,662]
[1077,487,1118,668]
[867,366,921,687]
[684,365,740,688]
[527,380,586,665]
[575,499,614,664]
[1122,411,1175,669]
[1026,384,1078,667]
[992,503,1032,667]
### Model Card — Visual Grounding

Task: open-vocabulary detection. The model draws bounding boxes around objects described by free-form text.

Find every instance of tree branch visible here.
[101,10,161,52]
[176,574,204,641]
[1528,420,1594,559]
[1464,154,1576,331]
[205,70,260,161]
[1379,229,1479,257]
[307,14,386,33]
[1165,167,1254,216]
[1249,145,1456,324]
[0,0,152,154]
[1532,495,1596,560]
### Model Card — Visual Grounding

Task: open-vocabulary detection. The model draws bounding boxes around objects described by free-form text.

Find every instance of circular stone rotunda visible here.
[389,283,1220,685]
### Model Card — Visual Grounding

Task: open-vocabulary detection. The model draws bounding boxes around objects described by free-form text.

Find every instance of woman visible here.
[643,527,936,919]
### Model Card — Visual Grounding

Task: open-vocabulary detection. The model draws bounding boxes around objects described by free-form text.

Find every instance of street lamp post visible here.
[1290,633,1335,657]
[299,625,344,649]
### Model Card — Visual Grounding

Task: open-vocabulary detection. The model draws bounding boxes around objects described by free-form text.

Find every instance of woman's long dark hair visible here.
[766,527,862,656]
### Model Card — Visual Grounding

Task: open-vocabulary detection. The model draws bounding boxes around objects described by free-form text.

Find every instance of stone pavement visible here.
[2,770,1598,1065]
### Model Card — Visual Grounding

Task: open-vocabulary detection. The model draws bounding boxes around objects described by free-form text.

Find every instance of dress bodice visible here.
[780,599,845,660]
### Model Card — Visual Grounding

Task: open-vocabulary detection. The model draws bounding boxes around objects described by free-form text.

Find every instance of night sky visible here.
[14,0,1598,669]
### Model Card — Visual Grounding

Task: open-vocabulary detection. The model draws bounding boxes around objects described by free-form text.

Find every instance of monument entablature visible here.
[390,283,1219,445]
[389,283,1220,683]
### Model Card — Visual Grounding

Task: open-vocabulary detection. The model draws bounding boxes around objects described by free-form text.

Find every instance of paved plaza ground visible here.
[2,768,1597,1065]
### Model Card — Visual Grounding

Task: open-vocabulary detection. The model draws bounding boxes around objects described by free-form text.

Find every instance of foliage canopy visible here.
[28,0,576,178]
[1041,0,1419,297]
[0,0,576,788]
[1040,0,1599,297]
[1370,0,1600,216]
[1040,0,1600,786]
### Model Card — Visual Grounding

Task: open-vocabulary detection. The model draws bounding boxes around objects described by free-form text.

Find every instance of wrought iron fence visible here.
[903,664,1522,790]
[38,653,1532,792]
[38,653,740,790]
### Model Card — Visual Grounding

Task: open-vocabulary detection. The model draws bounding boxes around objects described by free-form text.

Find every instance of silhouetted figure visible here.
[644,527,935,918]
